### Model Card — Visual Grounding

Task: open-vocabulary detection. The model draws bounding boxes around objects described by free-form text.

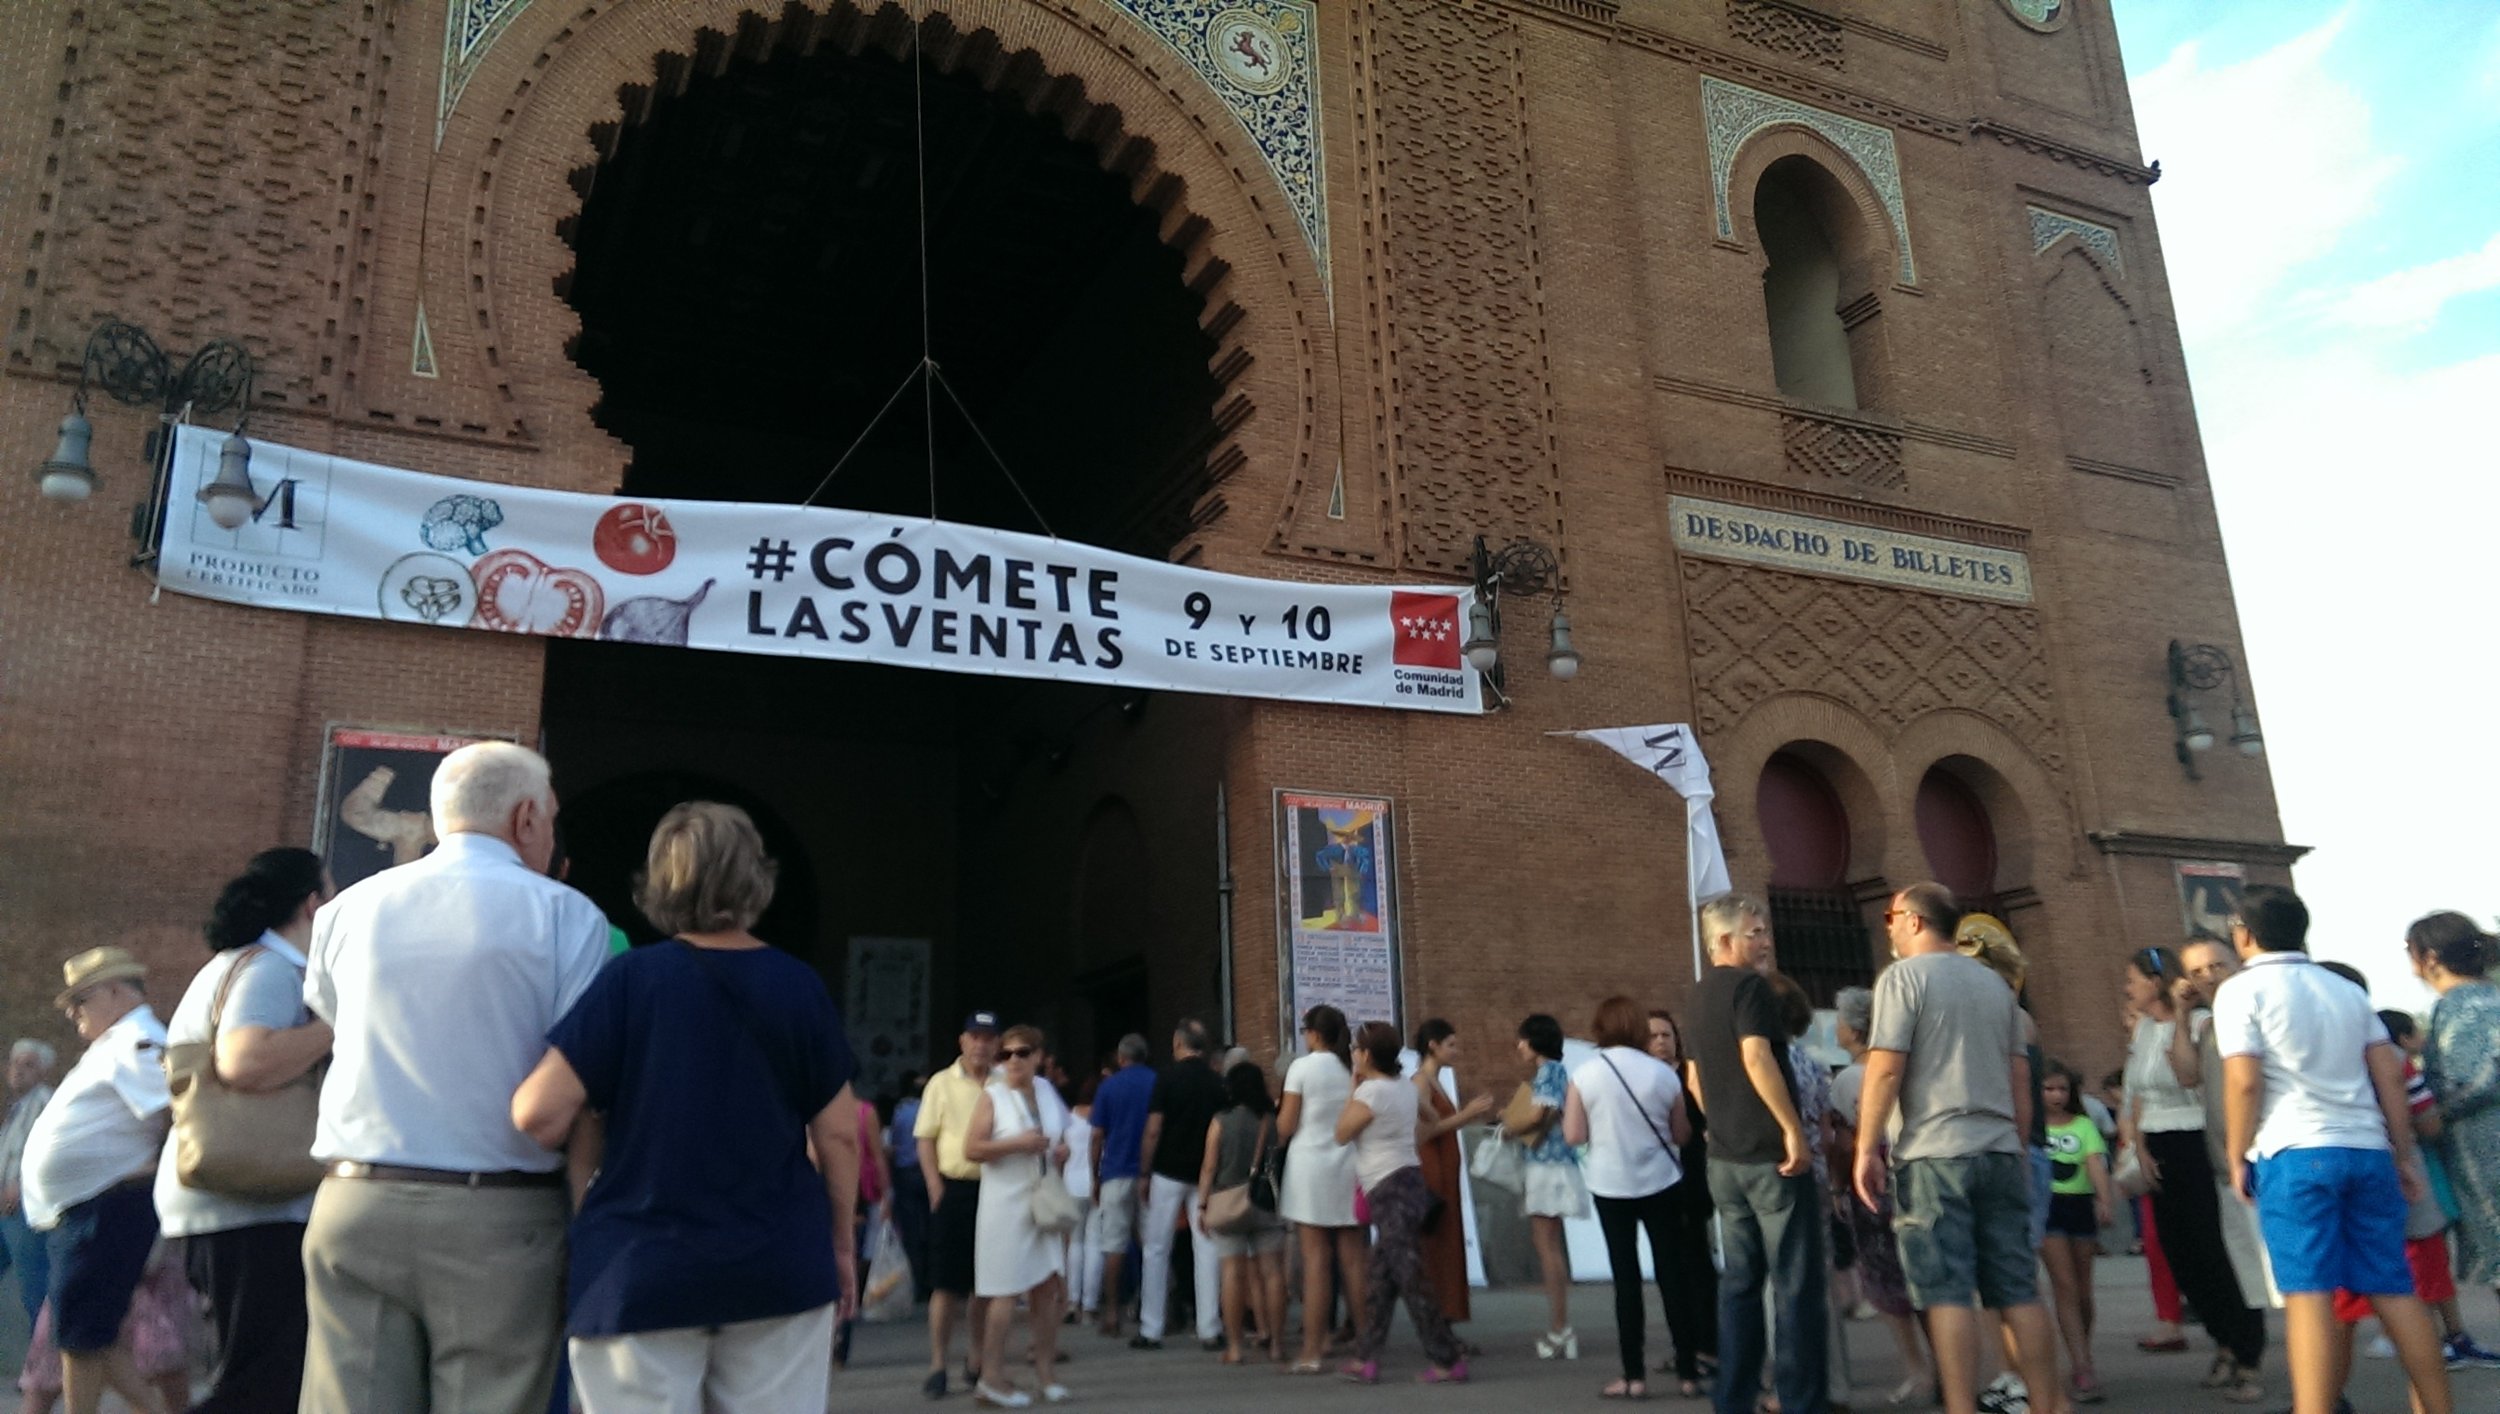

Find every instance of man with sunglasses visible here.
[20,947,172,1414]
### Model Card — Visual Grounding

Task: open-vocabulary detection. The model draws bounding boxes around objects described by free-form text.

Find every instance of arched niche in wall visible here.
[1756,746,1879,1003]
[1915,763,2000,909]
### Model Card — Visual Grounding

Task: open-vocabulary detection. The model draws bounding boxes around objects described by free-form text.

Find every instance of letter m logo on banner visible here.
[1390,592,1462,670]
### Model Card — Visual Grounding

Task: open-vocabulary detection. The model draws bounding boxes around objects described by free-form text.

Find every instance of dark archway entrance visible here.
[542,33,1230,1096]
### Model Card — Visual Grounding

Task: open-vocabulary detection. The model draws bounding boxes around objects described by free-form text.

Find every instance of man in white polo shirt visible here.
[2212,884,2452,1414]
[21,947,172,1414]
[299,741,609,1413]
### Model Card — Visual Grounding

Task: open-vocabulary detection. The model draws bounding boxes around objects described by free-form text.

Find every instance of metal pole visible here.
[1215,778,1235,1046]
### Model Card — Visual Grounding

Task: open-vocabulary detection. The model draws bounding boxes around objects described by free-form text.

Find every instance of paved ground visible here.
[4,1258,2486,1410]
[832,1260,2483,1412]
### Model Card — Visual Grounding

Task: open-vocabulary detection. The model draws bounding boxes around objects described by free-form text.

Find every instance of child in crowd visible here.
[2041,1060,2113,1403]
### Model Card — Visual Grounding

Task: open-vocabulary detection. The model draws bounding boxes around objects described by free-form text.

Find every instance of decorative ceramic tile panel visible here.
[1703,74,1915,285]
[2027,205,2122,274]
[1102,0,1328,281]
[439,0,533,146]
[1999,0,2066,32]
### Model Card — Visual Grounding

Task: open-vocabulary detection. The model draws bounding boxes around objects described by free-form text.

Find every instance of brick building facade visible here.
[0,0,2297,1090]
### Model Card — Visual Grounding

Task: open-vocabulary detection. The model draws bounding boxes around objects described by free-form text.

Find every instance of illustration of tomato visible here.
[593,503,676,576]
[469,550,606,638]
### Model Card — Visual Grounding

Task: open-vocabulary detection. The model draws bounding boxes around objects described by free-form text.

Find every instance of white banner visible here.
[1559,724,1733,979]
[155,428,1483,714]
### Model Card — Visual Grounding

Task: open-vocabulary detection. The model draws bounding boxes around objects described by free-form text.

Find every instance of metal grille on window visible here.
[1769,887,1876,1007]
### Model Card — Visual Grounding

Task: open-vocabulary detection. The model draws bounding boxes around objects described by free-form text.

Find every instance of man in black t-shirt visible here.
[1132,1019,1227,1349]
[1686,893,1829,1414]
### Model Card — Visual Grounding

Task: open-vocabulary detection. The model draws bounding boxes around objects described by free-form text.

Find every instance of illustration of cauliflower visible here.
[421,495,505,555]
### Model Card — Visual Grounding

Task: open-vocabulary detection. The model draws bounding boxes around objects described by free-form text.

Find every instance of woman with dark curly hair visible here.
[153,846,335,1414]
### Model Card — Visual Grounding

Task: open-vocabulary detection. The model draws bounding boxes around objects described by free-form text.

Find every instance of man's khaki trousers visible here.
[298,1177,568,1413]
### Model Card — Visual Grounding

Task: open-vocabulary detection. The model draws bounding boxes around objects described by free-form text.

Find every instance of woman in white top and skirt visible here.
[2121,947,2266,1398]
[965,1025,1071,1408]
[1277,1005,1366,1373]
[1563,996,1692,1402]
[1333,1021,1467,1385]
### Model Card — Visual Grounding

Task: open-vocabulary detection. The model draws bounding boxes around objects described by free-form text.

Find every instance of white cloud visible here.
[2129,14,2399,344]
[2330,232,2500,330]
[2132,13,2500,1005]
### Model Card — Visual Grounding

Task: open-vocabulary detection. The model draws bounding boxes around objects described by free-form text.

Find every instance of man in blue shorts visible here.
[21,949,171,1414]
[2213,885,2451,1414]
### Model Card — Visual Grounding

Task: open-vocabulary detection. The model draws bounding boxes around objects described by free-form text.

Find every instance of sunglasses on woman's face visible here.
[999,1046,1037,1061]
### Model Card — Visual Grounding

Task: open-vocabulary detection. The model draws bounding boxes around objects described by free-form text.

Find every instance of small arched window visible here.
[1754,156,1888,411]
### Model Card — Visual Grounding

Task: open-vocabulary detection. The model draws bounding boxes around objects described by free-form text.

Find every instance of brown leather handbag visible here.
[1499,1079,1553,1143]
[164,945,327,1200]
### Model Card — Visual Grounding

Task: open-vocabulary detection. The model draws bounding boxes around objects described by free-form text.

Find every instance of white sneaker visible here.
[1042,1386,1072,1405]
[2365,1332,2397,1359]
[974,1384,1033,1409]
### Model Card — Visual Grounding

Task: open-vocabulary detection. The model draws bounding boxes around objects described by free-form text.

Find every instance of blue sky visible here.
[2110,2,2500,1006]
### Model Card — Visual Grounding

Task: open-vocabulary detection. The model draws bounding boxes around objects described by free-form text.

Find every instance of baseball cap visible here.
[964,1010,1002,1035]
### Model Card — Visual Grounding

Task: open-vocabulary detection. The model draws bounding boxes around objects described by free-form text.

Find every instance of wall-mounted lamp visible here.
[2167,639,2263,779]
[1466,534,1580,708]
[30,321,256,566]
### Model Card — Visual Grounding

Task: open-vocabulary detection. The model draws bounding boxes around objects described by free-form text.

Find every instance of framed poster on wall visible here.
[1275,790,1402,1047]
[846,936,931,1106]
[313,727,508,892]
[2175,860,2247,941]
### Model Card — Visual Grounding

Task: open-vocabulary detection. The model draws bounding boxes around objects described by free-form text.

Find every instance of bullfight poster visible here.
[313,726,504,890]
[1276,790,1401,1040]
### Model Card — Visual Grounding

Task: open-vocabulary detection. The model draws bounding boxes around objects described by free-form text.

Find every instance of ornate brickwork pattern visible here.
[1781,411,1905,490]
[1101,0,1328,282]
[18,1,362,409]
[1703,75,1916,285]
[1369,0,1565,574]
[1681,559,2068,776]
[1727,0,1843,72]
[440,0,533,145]
[2028,204,2122,274]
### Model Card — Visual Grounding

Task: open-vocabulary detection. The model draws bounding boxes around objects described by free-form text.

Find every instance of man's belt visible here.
[327,1161,562,1189]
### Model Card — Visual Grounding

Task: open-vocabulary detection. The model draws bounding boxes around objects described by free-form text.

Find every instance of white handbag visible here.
[1468,1129,1525,1190]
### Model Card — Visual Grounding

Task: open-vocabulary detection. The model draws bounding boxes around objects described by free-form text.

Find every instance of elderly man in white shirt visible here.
[21,947,172,1414]
[299,741,609,1414]
[0,1037,59,1329]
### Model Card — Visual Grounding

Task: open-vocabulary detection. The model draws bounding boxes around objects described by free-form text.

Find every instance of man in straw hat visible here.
[20,946,173,1414]
[299,740,609,1413]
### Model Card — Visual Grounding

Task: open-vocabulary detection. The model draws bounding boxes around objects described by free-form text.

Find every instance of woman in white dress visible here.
[1277,1004,1366,1373]
[966,1024,1071,1408]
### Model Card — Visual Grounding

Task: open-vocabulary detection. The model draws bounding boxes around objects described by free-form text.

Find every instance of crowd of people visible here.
[0,737,2495,1414]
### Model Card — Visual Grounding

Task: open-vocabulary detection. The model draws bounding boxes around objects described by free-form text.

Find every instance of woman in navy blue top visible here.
[514,802,860,1414]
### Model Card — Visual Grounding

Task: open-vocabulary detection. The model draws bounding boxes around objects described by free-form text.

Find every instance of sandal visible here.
[1284,1359,1326,1375]
[2072,1373,2106,1404]
[1602,1379,1651,1400]
[1338,1359,1379,1385]
[1417,1362,1469,1384]
[2136,1334,2188,1352]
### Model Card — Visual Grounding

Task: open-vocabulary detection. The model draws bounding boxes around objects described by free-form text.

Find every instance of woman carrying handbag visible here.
[1563,996,1693,1402]
[1197,1061,1288,1364]
[155,847,335,1414]
[964,1024,1074,1408]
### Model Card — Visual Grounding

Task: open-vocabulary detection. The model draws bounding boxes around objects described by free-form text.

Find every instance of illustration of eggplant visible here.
[599,578,714,646]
